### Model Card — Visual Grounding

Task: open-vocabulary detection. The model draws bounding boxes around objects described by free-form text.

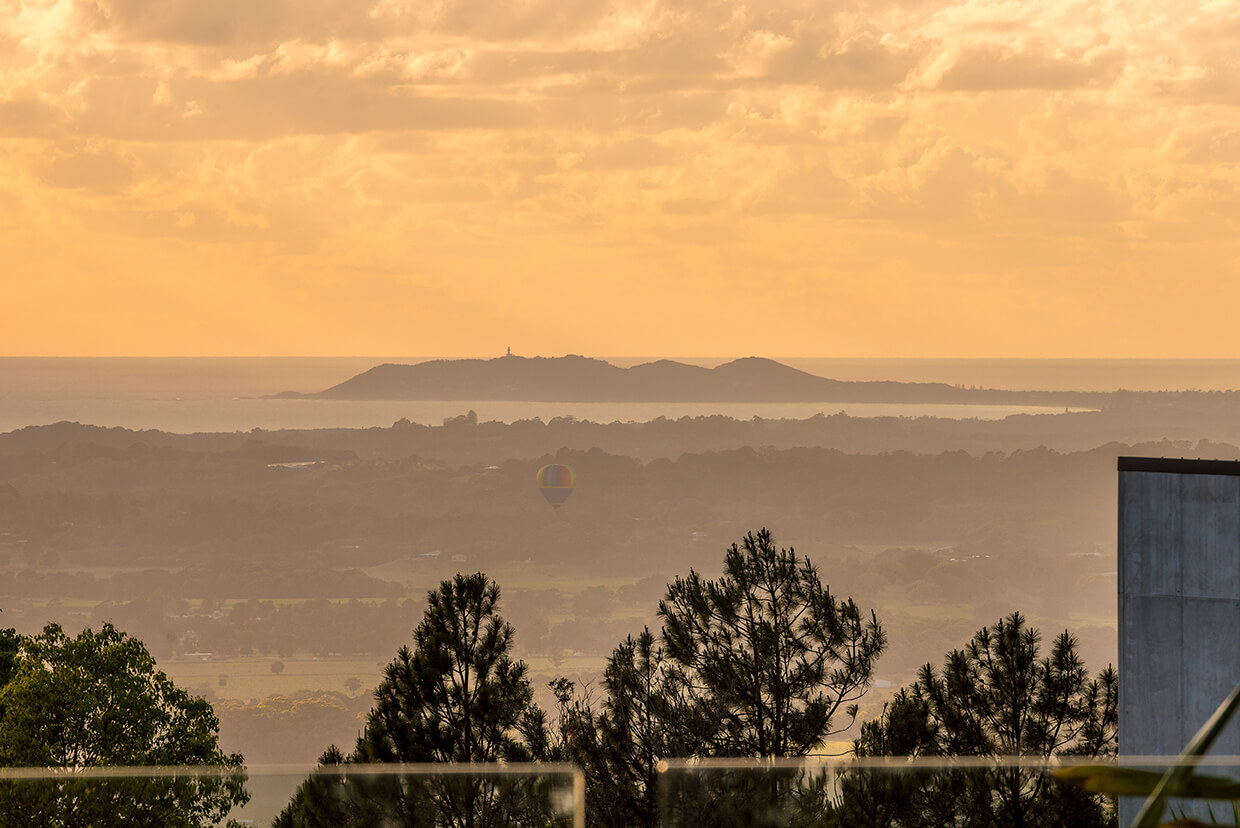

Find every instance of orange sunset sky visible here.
[2,0,1238,358]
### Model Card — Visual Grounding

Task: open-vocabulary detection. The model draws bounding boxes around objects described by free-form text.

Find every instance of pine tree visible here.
[553,628,713,827]
[840,612,1118,828]
[559,530,885,826]
[276,573,552,827]
[658,529,886,757]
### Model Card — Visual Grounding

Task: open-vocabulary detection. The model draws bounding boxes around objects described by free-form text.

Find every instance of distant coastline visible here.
[4,356,1240,397]
[273,355,1106,406]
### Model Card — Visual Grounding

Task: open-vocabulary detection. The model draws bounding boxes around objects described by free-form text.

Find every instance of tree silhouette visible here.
[276,573,556,827]
[839,612,1118,828]
[354,572,540,764]
[554,530,886,826]
[658,528,886,757]
[553,627,714,828]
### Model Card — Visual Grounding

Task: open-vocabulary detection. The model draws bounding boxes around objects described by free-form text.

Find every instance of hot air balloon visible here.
[536,463,575,508]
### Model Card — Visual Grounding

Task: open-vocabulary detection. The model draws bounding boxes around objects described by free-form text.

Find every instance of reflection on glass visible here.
[0,763,584,828]
[652,756,1213,828]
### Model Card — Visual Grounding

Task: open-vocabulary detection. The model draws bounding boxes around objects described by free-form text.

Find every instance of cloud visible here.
[1178,128,1240,165]
[759,29,928,89]
[69,69,536,140]
[862,141,1002,221]
[1009,166,1126,228]
[574,137,681,171]
[0,95,64,136]
[1161,52,1240,104]
[404,0,616,41]
[3,0,1240,356]
[937,42,1123,90]
[40,147,136,191]
[660,197,721,215]
[94,0,383,45]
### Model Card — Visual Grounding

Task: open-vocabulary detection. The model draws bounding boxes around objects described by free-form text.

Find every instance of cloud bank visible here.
[2,0,1238,356]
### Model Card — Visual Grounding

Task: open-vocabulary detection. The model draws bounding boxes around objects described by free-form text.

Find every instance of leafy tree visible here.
[276,573,557,827]
[0,622,248,828]
[658,528,887,757]
[840,612,1118,828]
[0,625,18,690]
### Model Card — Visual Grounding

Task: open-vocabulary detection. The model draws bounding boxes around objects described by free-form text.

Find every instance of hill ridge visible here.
[274,355,1092,405]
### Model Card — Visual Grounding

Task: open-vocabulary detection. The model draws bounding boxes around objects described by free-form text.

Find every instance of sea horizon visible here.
[4,355,1240,397]
[0,355,1225,435]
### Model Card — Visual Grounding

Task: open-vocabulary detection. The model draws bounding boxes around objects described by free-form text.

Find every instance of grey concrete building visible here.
[1119,456,1240,818]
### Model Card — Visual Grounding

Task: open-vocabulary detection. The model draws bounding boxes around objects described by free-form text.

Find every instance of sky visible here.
[2,0,1239,358]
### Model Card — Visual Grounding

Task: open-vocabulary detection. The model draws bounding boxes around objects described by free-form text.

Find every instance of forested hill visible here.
[11,390,1240,465]
[279,355,1100,405]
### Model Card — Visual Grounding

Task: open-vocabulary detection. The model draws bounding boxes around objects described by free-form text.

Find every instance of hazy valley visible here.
[6,357,1240,768]
[10,369,1238,765]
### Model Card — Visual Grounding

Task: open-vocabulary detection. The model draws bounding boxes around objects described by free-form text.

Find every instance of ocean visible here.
[1,357,1235,435]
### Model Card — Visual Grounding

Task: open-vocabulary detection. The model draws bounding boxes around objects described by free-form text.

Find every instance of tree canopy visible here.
[276,573,554,827]
[0,622,248,828]
[658,528,887,757]
[840,612,1117,828]
[552,530,887,827]
[354,572,542,764]
[552,627,714,828]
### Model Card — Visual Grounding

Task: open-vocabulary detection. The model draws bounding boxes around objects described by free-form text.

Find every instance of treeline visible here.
[0,558,1113,681]
[0,433,1143,573]
[8,400,1240,469]
[11,596,425,662]
[0,561,398,601]
[0,529,1120,826]
[0,432,1141,676]
[0,578,659,665]
[275,534,1117,828]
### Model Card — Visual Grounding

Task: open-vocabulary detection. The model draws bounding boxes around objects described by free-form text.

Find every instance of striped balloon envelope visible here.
[536,463,575,508]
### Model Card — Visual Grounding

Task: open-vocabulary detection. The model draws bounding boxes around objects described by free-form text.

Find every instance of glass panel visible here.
[0,763,584,828]
[656,756,1240,828]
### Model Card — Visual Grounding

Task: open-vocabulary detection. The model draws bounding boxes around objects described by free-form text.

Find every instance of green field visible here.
[161,656,384,701]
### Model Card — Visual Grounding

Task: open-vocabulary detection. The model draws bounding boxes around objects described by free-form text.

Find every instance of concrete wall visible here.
[1118,457,1240,820]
